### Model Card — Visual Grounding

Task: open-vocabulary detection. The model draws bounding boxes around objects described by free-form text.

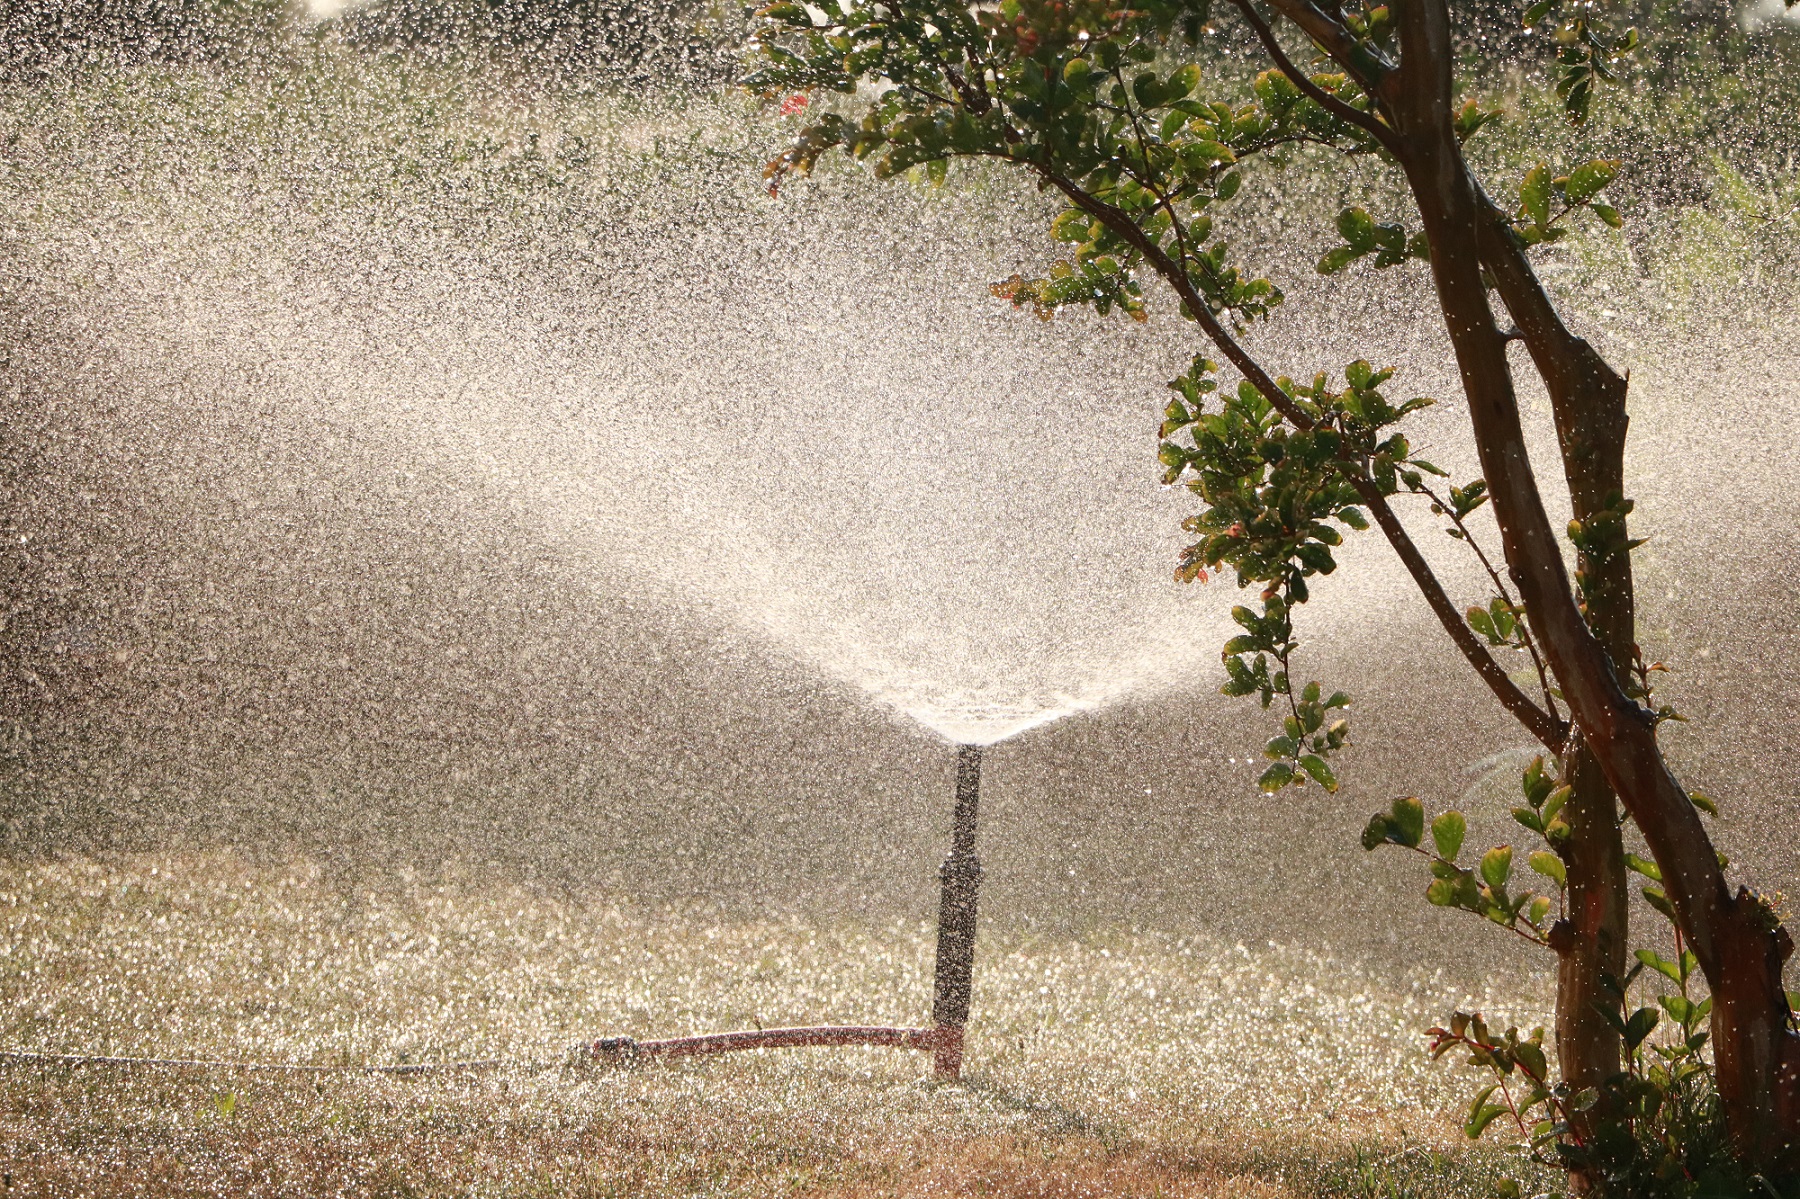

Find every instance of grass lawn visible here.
[0,851,1550,1197]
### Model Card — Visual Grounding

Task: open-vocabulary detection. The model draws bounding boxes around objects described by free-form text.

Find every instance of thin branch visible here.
[942,64,991,115]
[1357,481,1567,749]
[1413,481,1562,725]
[1231,0,1404,159]
[899,82,959,109]
[1107,63,1210,289]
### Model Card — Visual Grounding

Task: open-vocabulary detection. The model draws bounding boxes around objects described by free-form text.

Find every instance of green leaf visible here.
[1689,790,1719,816]
[1362,813,1393,851]
[1562,158,1619,205]
[1466,1100,1511,1139]
[1481,846,1515,891]
[1258,761,1295,792]
[1624,1006,1661,1051]
[1299,754,1338,792]
[1519,165,1551,229]
[1336,206,1377,252]
[1625,852,1662,882]
[1317,245,1365,275]
[1466,606,1498,643]
[1659,994,1696,1025]
[1520,756,1552,805]
[1390,796,1425,849]
[1540,785,1569,825]
[1432,811,1467,861]
[1252,68,1301,111]
[1528,850,1566,888]
[1592,202,1622,228]
[1295,543,1336,575]
[1514,1039,1547,1081]
[1635,948,1681,984]
[1643,885,1676,920]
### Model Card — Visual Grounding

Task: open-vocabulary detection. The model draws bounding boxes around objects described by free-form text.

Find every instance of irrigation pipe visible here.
[0,1025,946,1076]
[592,1024,941,1061]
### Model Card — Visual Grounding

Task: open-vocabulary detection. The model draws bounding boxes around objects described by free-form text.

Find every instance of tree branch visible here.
[1354,479,1568,749]
[1412,481,1563,726]
[1258,0,1400,113]
[1230,0,1405,159]
[1034,165,1566,751]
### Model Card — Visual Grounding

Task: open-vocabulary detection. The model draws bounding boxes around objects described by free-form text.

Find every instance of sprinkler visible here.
[1,754,993,1081]
[589,744,987,1078]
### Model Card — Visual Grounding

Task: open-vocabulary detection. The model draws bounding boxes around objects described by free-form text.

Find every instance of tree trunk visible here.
[1390,0,1800,1169]
[1553,739,1628,1166]
[1476,221,1636,1166]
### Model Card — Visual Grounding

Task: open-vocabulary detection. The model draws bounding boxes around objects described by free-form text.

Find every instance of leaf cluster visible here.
[1389,759,1773,1198]
[1445,942,1743,1199]
[1512,158,1623,246]
[1520,0,1641,126]
[1157,356,1440,792]
[1361,770,1561,945]
[750,0,1389,328]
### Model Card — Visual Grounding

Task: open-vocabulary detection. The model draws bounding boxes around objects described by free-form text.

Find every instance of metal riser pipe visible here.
[930,744,984,1078]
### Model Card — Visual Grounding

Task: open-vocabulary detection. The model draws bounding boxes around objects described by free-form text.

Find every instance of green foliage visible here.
[1374,757,1773,1198]
[1434,922,1749,1199]
[749,0,1380,330]
[1316,205,1428,274]
[1511,158,1623,245]
[1366,782,1557,943]
[1518,0,1641,125]
[748,4,1795,1187]
[1158,354,1448,791]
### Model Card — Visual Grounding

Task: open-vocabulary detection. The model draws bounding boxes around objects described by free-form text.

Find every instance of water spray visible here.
[587,743,987,1078]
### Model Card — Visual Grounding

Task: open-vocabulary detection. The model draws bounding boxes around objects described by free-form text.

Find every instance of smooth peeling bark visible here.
[1387,0,1800,1167]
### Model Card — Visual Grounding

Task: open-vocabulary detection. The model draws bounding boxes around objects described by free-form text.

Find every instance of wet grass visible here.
[0,851,1552,1197]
